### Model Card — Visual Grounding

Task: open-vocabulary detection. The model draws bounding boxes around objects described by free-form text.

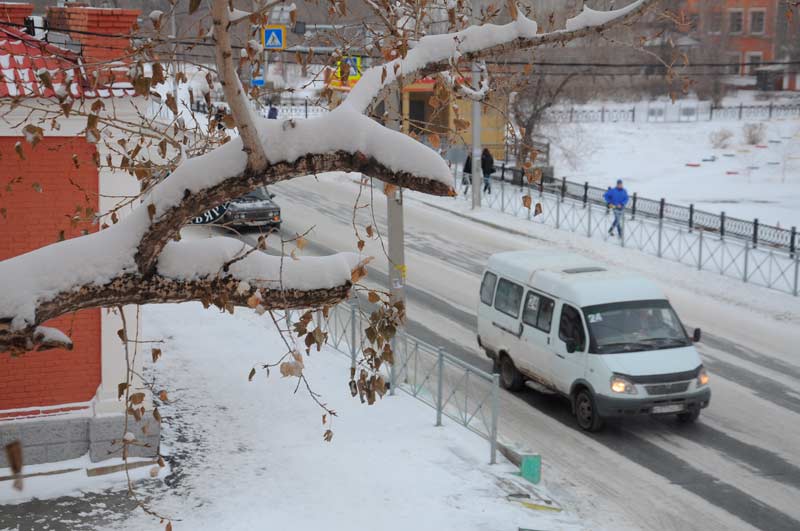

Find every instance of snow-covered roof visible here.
[0,26,135,99]
[487,251,666,307]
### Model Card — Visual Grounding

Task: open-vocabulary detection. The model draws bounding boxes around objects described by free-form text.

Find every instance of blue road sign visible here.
[262,25,286,50]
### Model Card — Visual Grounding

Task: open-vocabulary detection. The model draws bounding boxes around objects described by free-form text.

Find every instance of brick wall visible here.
[0,136,101,413]
[46,6,140,66]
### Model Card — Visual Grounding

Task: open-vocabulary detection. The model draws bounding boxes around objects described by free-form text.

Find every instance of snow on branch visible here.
[343,0,654,113]
[0,236,366,353]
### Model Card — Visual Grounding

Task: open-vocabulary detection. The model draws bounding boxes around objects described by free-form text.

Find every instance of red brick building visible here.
[685,0,779,74]
[0,3,159,468]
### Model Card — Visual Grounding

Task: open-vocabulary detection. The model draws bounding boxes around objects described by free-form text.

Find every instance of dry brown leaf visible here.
[522,195,532,209]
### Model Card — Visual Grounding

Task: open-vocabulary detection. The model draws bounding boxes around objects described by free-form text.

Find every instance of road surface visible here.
[250,172,800,531]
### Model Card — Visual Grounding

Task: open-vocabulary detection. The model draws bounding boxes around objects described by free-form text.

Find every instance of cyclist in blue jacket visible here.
[603,179,629,238]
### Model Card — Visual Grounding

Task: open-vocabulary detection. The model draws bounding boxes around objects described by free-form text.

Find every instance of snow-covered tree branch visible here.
[0,0,658,354]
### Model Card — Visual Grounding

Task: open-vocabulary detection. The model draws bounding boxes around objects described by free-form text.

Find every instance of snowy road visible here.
[255,173,800,531]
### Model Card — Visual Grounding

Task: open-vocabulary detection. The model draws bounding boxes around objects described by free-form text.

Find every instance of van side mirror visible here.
[565,339,577,353]
[269,192,276,199]
[692,328,702,342]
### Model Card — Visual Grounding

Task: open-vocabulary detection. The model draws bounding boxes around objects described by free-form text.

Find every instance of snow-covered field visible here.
[546,117,800,228]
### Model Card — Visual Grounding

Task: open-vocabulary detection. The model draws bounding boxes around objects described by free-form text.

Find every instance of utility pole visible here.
[470,1,483,209]
[386,84,406,313]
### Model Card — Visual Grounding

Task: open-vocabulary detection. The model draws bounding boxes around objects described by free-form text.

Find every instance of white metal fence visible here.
[454,173,800,297]
[316,301,500,464]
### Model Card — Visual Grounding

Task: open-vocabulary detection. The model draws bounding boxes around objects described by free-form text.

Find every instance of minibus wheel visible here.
[677,409,700,423]
[499,355,524,391]
[575,389,604,432]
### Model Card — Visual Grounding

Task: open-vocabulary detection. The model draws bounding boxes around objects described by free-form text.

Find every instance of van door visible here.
[519,291,557,385]
[550,302,588,393]
[490,277,525,367]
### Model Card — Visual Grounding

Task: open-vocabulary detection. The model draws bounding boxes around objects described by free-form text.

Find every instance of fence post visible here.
[389,336,397,396]
[501,179,506,213]
[753,218,759,248]
[435,348,444,427]
[631,106,636,123]
[349,305,357,368]
[720,211,726,239]
[490,373,499,465]
[794,255,799,297]
[769,102,774,119]
[569,107,574,122]
[657,199,665,257]
[791,226,797,259]
[743,242,750,282]
[601,107,606,122]
[555,194,561,229]
[697,229,704,270]
[631,192,637,220]
[587,202,593,237]
[583,181,588,207]
[689,204,694,233]
[739,103,744,120]
[561,177,566,201]
[304,98,309,119]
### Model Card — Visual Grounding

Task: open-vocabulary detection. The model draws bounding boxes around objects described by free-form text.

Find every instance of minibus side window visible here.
[558,304,586,351]
[522,292,555,333]
[537,297,555,333]
[480,272,498,306]
[494,278,523,318]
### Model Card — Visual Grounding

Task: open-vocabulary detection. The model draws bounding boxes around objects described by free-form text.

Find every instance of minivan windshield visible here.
[583,299,690,354]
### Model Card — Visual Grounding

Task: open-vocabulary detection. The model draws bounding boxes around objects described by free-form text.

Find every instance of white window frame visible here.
[728,8,744,35]
[748,8,766,35]
[745,51,763,74]
[726,52,743,75]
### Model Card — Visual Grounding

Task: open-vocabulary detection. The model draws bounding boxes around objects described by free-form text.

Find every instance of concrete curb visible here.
[414,199,546,242]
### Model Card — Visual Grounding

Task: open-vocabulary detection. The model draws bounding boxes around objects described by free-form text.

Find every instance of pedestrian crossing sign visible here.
[261,25,286,50]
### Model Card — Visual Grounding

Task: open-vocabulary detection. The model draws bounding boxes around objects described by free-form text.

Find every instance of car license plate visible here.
[652,404,684,414]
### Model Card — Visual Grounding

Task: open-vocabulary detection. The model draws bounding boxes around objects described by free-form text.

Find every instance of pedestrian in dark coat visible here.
[481,148,494,194]
[462,155,472,195]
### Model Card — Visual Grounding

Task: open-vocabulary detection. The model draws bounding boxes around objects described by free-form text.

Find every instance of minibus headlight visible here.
[697,367,710,387]
[610,374,637,395]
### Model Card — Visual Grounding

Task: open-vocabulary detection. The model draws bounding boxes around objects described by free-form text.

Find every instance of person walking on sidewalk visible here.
[481,148,495,194]
[462,154,472,195]
[603,179,629,238]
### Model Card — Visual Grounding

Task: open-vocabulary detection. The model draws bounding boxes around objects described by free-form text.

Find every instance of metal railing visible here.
[319,302,499,464]
[450,172,800,297]
[541,102,800,124]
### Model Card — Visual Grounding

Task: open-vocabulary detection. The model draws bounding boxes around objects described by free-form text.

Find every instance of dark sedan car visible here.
[222,187,282,230]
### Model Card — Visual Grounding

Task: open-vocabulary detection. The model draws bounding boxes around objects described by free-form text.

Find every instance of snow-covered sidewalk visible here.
[0,301,602,530]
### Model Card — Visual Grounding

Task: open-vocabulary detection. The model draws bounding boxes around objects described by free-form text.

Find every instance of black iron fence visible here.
[550,177,796,252]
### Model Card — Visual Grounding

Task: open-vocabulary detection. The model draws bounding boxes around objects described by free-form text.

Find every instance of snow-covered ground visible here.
[0,302,600,530]
[546,117,800,228]
[115,303,588,531]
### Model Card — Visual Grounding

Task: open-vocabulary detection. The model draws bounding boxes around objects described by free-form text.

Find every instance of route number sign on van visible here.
[261,25,286,50]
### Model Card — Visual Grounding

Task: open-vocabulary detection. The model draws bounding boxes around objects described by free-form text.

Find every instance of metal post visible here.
[386,85,406,323]
[170,8,179,106]
[720,211,726,239]
[601,106,605,122]
[689,204,694,232]
[555,195,561,229]
[389,336,397,396]
[435,348,444,427]
[631,192,637,219]
[631,106,636,123]
[794,255,799,297]
[753,218,759,248]
[349,305,357,367]
[657,220,664,257]
[791,226,797,259]
[304,98,308,119]
[587,201,593,237]
[698,229,704,270]
[769,102,774,119]
[471,63,482,209]
[709,105,714,121]
[583,181,588,206]
[490,373,499,465]
[501,179,506,212]
[739,102,743,120]
[561,177,566,201]
[743,242,750,282]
